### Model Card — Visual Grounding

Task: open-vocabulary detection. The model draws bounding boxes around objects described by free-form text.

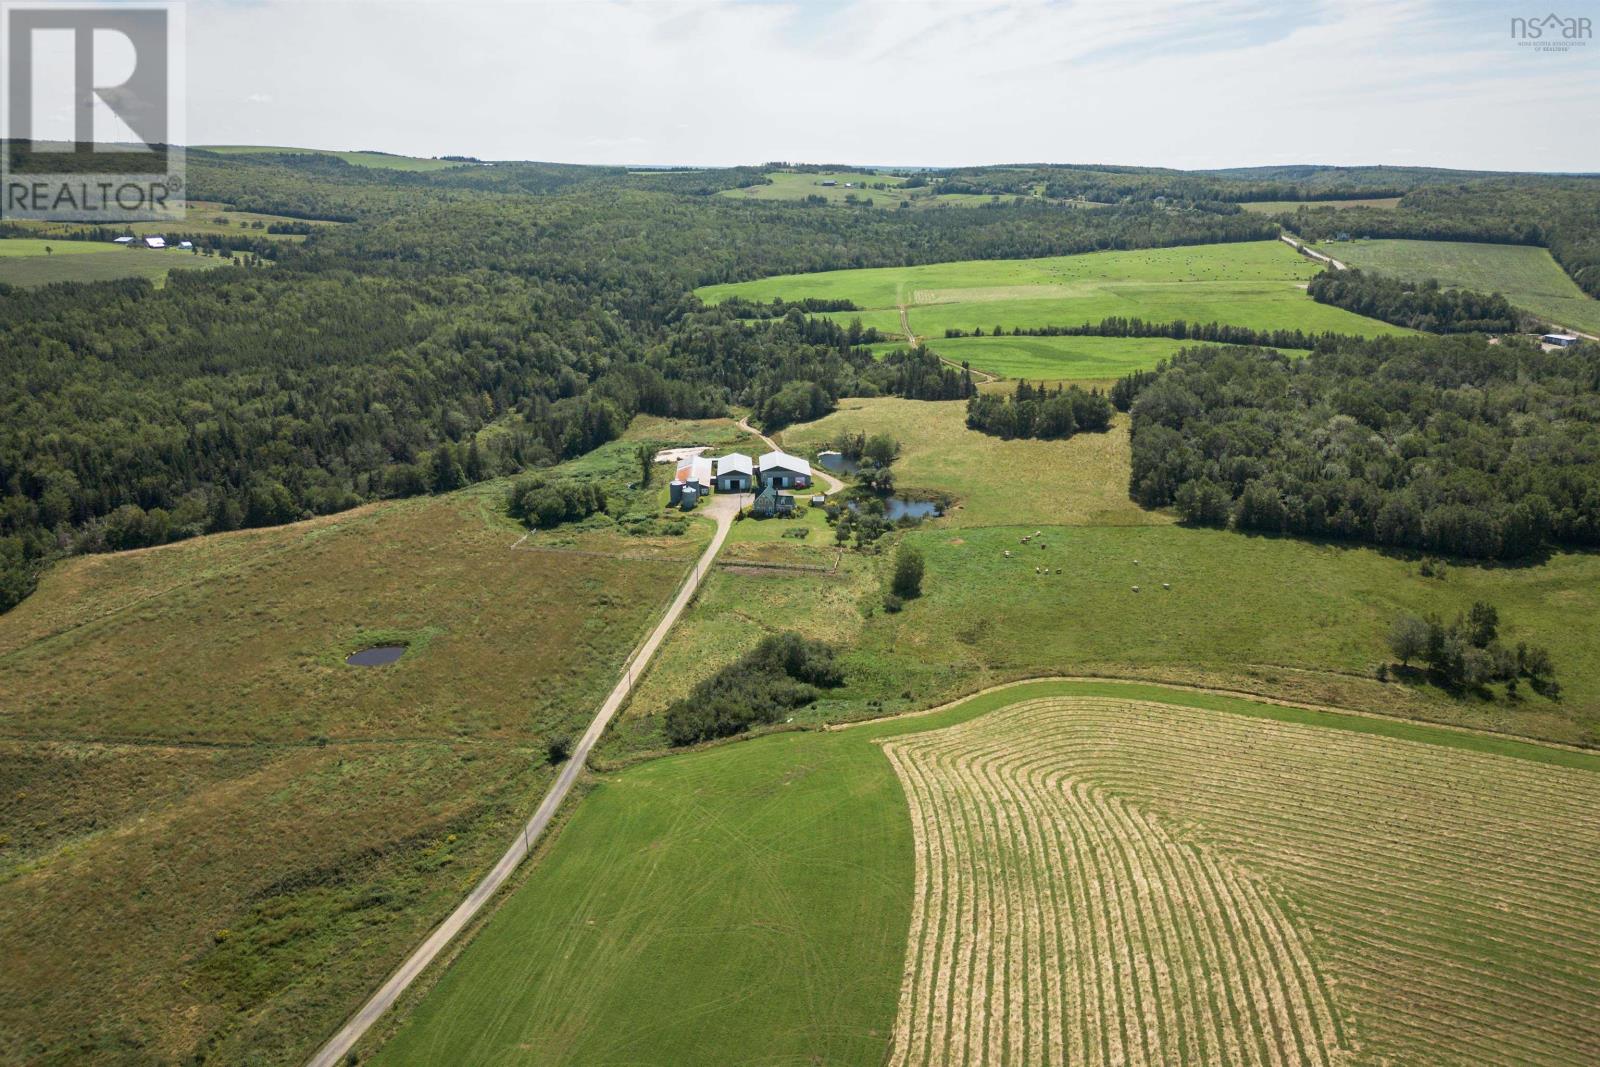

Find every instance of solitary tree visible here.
[892,543,925,600]
[1387,613,1429,668]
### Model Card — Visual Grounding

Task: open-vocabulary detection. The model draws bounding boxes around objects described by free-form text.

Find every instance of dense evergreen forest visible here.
[1120,338,1600,560]
[4,154,1600,609]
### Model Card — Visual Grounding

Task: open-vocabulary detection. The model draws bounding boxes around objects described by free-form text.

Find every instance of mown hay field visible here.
[370,681,1600,1066]
[1310,238,1600,335]
[883,694,1600,1066]
[697,241,1410,340]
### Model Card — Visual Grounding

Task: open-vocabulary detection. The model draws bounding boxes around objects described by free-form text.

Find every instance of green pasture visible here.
[701,241,1409,340]
[0,239,228,288]
[1312,238,1600,335]
[916,335,1301,381]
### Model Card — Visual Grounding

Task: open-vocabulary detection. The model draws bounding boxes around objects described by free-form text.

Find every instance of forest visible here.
[1120,337,1600,560]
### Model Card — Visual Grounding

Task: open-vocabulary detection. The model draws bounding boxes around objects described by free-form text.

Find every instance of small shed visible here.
[1542,333,1580,348]
[113,235,135,244]
[142,236,166,249]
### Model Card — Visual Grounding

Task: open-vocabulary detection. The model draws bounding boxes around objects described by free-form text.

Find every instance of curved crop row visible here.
[881,697,1600,1066]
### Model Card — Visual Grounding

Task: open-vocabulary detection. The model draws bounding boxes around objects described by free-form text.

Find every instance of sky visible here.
[50,0,1600,171]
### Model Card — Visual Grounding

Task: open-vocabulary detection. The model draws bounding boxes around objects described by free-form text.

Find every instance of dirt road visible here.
[1280,233,1346,271]
[737,415,845,496]
[306,497,738,1067]
[898,303,997,383]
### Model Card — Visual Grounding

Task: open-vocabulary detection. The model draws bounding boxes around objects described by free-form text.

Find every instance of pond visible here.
[815,450,860,475]
[849,496,943,520]
[346,645,407,667]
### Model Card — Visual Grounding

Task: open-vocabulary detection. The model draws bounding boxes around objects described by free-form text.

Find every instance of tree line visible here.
[1120,337,1600,560]
[943,315,1360,351]
[966,381,1114,440]
[1307,269,1524,333]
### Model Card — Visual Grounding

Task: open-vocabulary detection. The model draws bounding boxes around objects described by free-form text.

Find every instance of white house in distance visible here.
[714,453,753,492]
[759,450,811,490]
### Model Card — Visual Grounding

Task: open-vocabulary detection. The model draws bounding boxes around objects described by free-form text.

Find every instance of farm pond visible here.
[346,645,407,666]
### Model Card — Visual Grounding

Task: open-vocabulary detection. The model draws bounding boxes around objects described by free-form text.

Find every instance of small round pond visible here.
[816,450,860,475]
[346,645,407,667]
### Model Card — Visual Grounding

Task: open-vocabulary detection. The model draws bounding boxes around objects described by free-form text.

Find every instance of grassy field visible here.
[371,680,1600,1066]
[1310,238,1600,335]
[198,145,473,172]
[0,425,726,1063]
[604,398,1600,748]
[0,239,230,287]
[912,335,1250,381]
[719,170,914,207]
[698,241,1409,340]
[779,397,1168,529]
[10,201,341,243]
[1241,197,1402,212]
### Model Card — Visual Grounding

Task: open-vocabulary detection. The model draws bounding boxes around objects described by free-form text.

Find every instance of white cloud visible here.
[175,0,1599,171]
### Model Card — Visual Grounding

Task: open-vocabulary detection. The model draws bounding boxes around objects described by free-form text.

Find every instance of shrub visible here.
[662,632,843,746]
[507,476,607,529]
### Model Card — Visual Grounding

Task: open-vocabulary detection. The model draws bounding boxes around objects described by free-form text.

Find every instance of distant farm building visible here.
[759,451,811,490]
[714,453,753,492]
[820,180,836,187]
[142,236,166,249]
[1542,333,1580,348]
[178,240,194,250]
[112,235,135,244]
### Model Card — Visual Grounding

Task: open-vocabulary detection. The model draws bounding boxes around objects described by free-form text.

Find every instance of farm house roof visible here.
[759,450,811,477]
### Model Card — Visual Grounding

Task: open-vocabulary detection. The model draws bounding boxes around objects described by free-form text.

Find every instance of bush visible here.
[546,734,574,764]
[507,476,607,529]
[662,633,843,746]
[882,592,904,613]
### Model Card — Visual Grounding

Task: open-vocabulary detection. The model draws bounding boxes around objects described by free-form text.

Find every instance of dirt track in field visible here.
[881,697,1600,1066]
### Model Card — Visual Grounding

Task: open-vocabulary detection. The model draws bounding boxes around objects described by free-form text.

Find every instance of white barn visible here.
[759,450,812,490]
[714,453,754,492]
